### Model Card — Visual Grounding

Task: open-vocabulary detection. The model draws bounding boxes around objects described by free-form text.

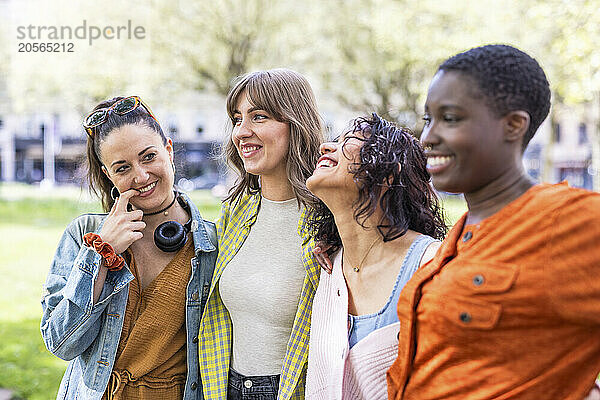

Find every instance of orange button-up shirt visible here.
[387,183,600,400]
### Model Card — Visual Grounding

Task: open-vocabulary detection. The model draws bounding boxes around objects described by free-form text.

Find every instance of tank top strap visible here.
[347,235,440,348]
[404,234,439,277]
[383,235,439,317]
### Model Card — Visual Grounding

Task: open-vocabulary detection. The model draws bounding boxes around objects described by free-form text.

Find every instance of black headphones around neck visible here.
[153,195,192,252]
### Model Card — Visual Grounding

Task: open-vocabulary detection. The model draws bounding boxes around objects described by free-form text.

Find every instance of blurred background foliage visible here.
[1,0,599,397]
[3,0,599,123]
[3,0,599,189]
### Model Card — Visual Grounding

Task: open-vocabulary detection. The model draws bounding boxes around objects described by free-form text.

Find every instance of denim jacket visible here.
[40,193,217,400]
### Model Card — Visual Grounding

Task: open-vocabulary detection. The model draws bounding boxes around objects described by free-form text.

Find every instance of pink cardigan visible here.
[306,251,400,400]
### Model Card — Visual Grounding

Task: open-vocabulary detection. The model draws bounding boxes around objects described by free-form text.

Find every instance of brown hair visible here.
[85,96,166,212]
[224,68,324,207]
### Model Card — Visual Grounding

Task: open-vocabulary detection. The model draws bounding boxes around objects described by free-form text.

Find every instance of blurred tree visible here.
[2,0,599,194]
[6,0,157,114]
[152,0,317,96]
[526,0,600,190]
[549,0,600,191]
[317,0,433,127]
[317,0,537,130]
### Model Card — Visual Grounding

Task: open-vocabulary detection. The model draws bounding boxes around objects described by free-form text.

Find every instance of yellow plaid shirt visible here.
[198,192,320,400]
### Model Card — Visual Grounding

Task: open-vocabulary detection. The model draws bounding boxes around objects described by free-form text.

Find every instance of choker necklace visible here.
[144,191,178,216]
[343,236,382,273]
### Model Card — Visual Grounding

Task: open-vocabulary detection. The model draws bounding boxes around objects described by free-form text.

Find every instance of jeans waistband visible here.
[229,368,280,394]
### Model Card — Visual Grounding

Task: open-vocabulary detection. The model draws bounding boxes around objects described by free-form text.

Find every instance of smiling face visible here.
[99,124,174,212]
[421,70,512,194]
[231,93,291,184]
[306,129,364,204]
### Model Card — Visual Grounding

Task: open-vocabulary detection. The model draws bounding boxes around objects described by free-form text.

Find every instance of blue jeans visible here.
[227,369,280,400]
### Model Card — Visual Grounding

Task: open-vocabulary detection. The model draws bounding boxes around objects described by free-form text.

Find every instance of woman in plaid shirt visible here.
[198,68,325,400]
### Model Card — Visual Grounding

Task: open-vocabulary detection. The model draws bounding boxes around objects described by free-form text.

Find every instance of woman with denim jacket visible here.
[198,69,324,400]
[40,96,218,400]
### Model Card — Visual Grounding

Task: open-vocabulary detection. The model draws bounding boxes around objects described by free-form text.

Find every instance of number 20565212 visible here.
[18,42,74,53]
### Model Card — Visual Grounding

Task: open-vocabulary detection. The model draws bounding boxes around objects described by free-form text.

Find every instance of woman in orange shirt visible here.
[387,44,600,399]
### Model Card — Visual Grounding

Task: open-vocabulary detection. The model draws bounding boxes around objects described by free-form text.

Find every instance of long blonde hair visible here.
[224,68,324,207]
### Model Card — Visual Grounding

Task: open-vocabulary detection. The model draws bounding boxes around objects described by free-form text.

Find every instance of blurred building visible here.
[0,0,228,190]
[523,105,596,191]
[0,65,596,191]
[0,90,227,189]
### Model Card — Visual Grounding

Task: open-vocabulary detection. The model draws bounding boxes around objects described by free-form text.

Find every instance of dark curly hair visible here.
[307,113,447,251]
[439,44,551,150]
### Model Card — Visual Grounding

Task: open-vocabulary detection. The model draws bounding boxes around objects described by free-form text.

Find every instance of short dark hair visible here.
[307,114,447,251]
[439,44,551,150]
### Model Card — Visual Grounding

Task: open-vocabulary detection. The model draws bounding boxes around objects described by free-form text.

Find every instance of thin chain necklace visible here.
[343,235,382,273]
[144,190,178,216]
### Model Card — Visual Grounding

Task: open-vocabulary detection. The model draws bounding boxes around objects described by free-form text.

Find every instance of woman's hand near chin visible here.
[93,189,145,304]
[99,189,146,254]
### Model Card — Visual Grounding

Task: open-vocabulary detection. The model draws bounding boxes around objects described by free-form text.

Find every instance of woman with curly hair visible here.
[304,114,446,399]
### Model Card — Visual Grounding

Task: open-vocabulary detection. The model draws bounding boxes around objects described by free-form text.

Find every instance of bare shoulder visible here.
[419,240,442,268]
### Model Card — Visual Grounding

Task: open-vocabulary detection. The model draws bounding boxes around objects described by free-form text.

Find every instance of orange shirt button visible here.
[462,231,473,242]
[472,274,485,286]
[460,312,472,323]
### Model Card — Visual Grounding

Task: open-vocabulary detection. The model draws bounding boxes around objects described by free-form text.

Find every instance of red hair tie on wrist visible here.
[83,233,125,272]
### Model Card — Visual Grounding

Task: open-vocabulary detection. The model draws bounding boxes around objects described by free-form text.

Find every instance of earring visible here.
[111,186,120,201]
[423,144,433,152]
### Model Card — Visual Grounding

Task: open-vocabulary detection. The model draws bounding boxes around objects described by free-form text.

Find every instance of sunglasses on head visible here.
[83,96,157,138]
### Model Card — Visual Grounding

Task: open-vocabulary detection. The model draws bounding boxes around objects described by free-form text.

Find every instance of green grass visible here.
[0,183,464,399]
[0,318,67,400]
[0,224,68,400]
[0,184,222,399]
[0,183,222,226]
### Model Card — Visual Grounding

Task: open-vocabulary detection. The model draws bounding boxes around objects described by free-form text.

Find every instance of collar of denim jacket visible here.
[179,191,216,254]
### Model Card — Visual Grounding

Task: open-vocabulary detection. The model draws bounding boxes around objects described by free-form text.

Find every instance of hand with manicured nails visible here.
[99,189,146,255]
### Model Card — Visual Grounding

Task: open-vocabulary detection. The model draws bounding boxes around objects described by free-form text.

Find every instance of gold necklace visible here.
[343,236,382,273]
